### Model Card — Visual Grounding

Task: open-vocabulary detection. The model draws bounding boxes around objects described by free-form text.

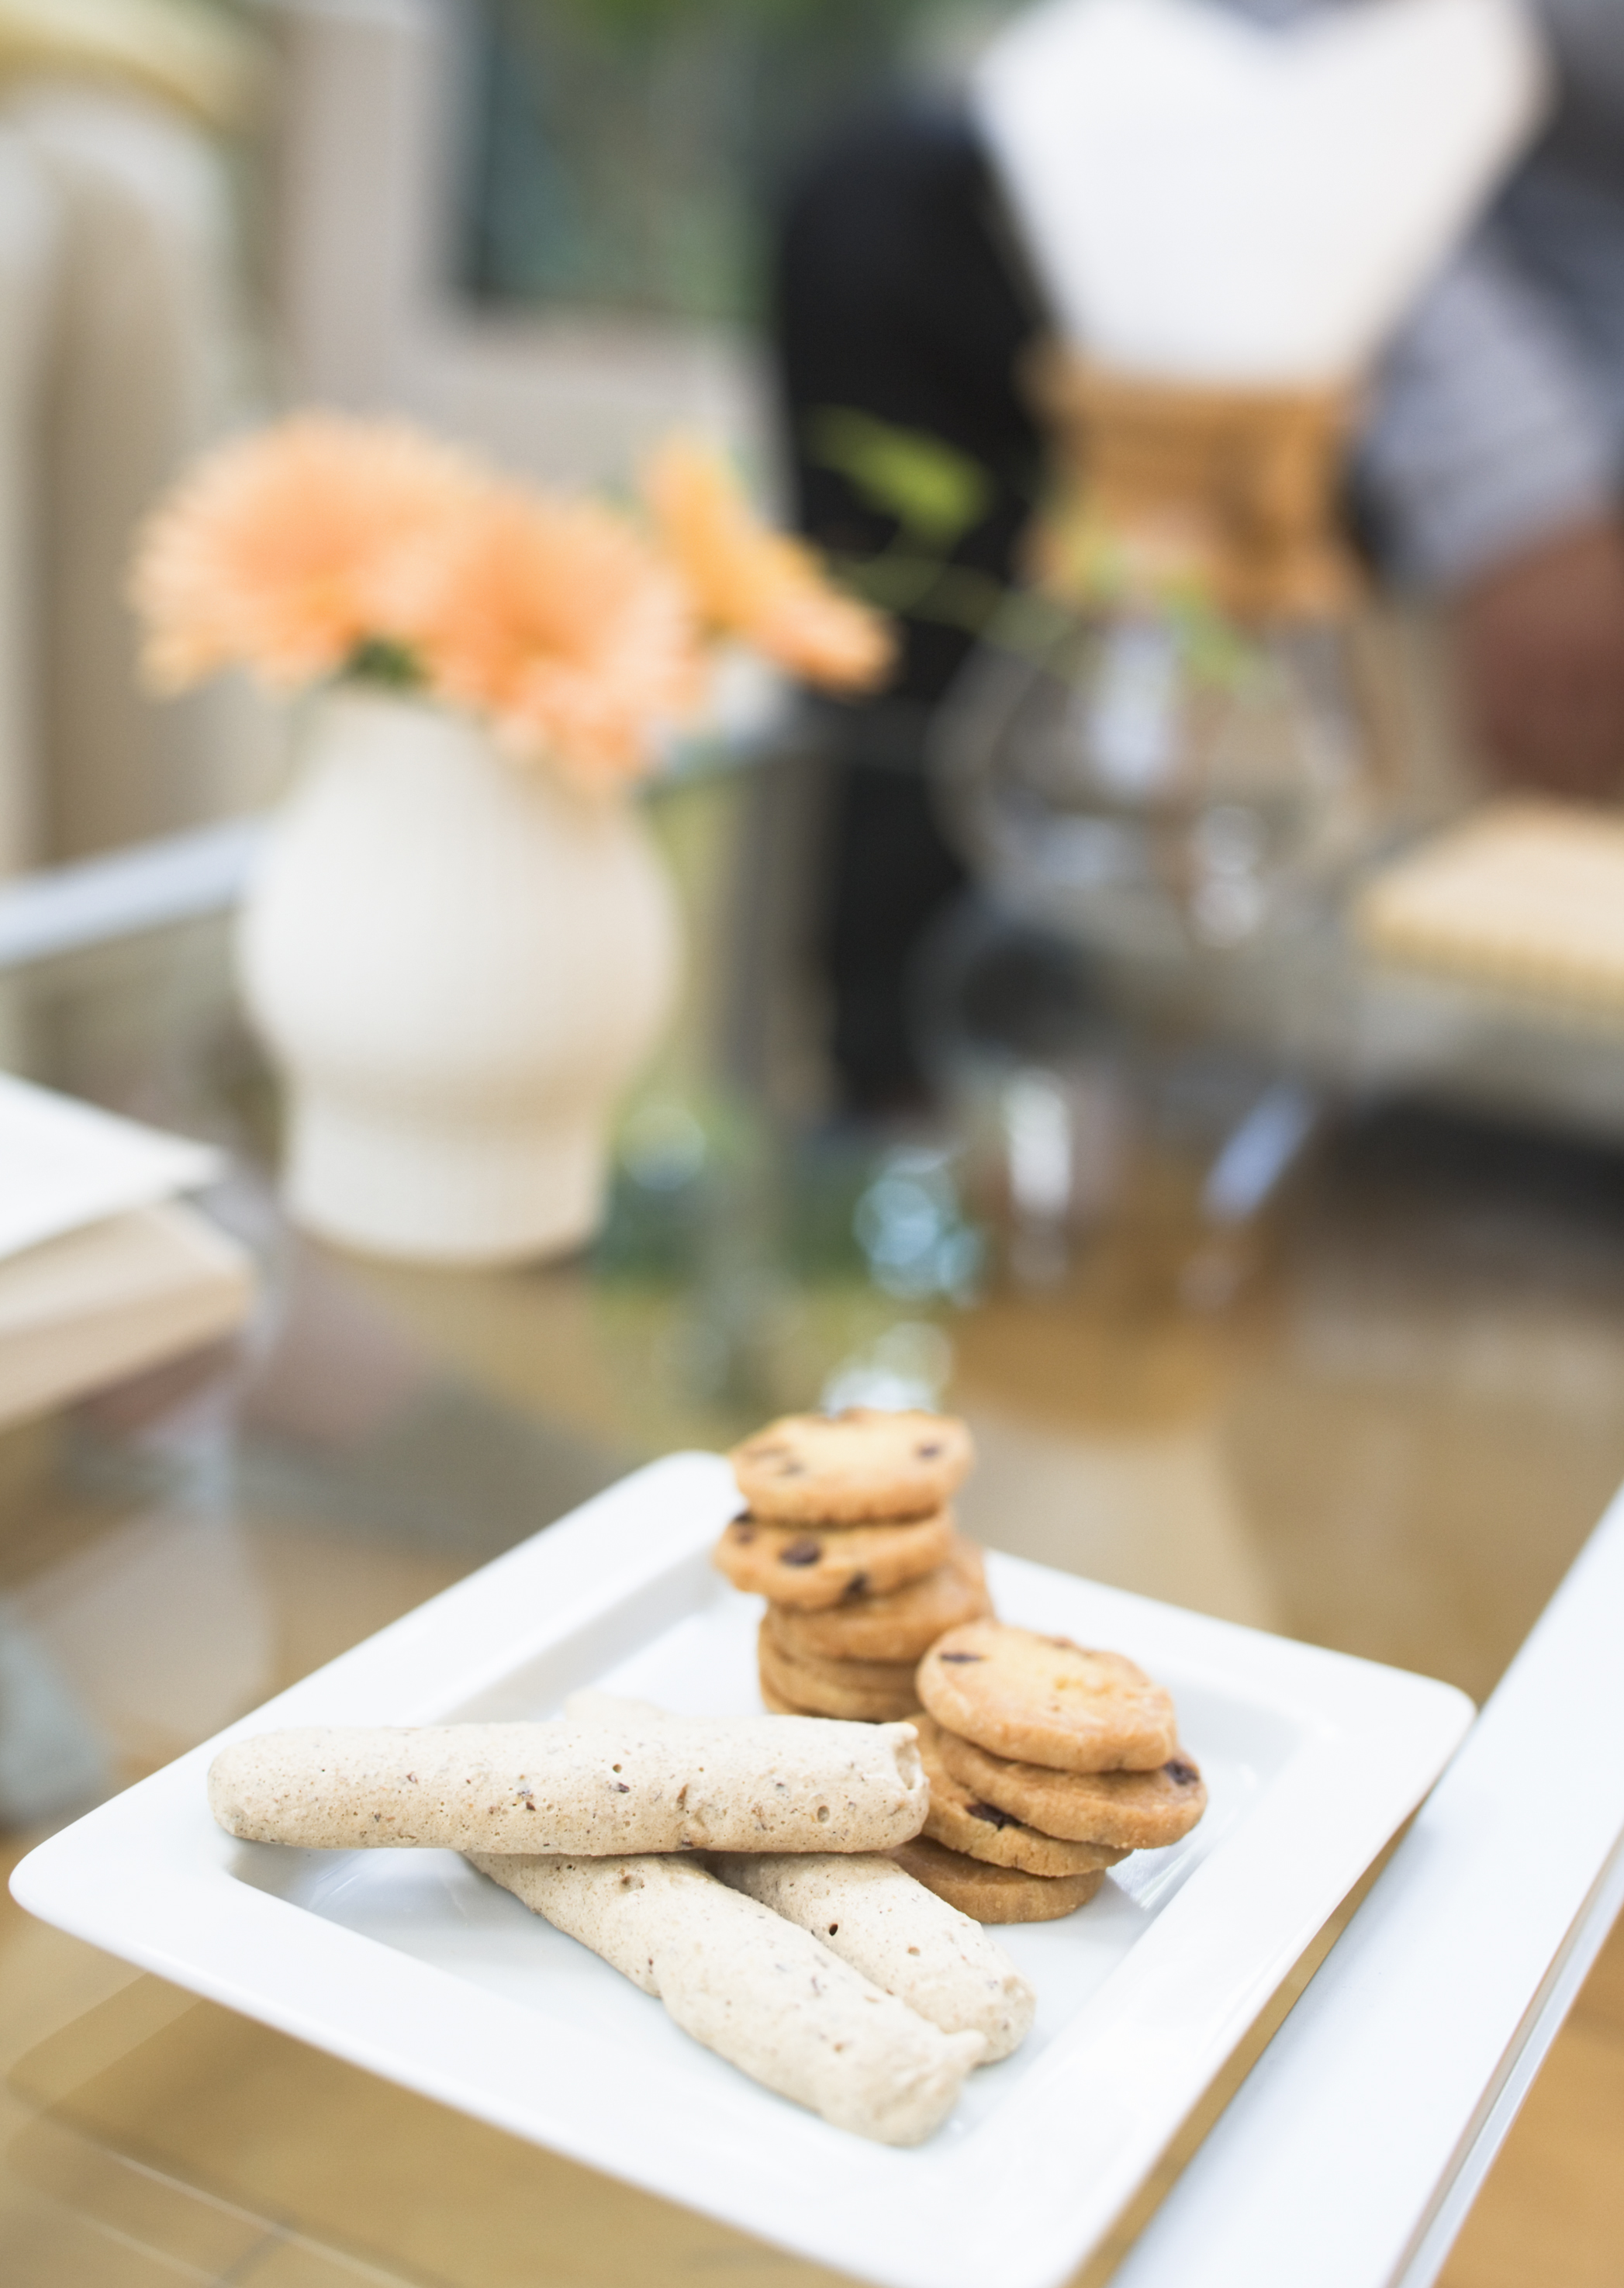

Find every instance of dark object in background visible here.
[774,102,1044,1113]
[1452,516,1624,803]
[910,900,1112,1081]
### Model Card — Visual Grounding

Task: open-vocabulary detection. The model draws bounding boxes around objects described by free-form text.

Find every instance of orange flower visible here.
[130,415,485,690]
[643,437,893,694]
[132,414,885,786]
[406,488,699,790]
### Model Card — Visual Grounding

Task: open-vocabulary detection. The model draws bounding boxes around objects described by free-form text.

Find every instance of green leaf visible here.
[807,409,992,548]
[343,638,425,692]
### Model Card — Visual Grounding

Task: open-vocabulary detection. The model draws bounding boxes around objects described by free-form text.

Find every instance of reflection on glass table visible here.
[3,764,1624,2286]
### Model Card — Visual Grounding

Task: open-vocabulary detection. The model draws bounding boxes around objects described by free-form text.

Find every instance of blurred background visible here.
[4,3,1624,2284]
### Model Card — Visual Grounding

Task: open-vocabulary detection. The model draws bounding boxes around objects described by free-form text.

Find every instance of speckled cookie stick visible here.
[469,1851,985,2145]
[710,1851,1035,2062]
[208,1716,928,1855]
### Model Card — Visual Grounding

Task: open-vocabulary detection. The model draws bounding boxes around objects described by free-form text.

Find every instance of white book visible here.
[0,1200,254,1432]
[0,1070,223,1262]
[0,1073,251,1428]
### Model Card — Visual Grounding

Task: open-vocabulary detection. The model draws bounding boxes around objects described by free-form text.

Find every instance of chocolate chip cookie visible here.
[714,1511,954,1609]
[759,1673,818,1717]
[917,1622,1177,1773]
[914,1716,1126,1878]
[769,1536,991,1664]
[730,1409,974,1524]
[890,1836,1107,1923]
[935,1727,1206,1849]
[758,1620,922,1723]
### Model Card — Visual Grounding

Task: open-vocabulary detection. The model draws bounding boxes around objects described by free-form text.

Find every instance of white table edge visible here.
[1393,1820,1624,2288]
[1112,1477,1624,2288]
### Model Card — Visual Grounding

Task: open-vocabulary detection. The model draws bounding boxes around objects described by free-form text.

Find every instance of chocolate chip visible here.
[1164,1759,1200,1787]
[938,1650,984,1663]
[731,1525,756,1543]
[614,1782,631,1793]
[841,1573,869,1600]
[779,1537,822,1566]
[916,1442,942,1457]
[827,1923,839,1936]
[968,1801,1019,1828]
[775,1459,807,1475]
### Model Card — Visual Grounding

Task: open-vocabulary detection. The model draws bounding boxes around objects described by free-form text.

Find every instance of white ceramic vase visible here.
[239,688,680,1264]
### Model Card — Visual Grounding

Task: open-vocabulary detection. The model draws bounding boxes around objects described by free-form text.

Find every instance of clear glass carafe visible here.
[936,358,1376,963]
[936,600,1371,962]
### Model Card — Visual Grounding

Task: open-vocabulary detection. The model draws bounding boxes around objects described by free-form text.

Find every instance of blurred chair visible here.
[0,119,54,876]
[0,0,282,873]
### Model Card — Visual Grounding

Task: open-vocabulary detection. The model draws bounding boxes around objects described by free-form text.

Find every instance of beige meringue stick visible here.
[470,1851,985,2145]
[208,1719,928,1856]
[710,1851,1035,2062]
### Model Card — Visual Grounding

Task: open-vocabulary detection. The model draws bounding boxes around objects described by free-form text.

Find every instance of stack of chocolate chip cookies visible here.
[713,1408,990,1723]
[895,1621,1208,1923]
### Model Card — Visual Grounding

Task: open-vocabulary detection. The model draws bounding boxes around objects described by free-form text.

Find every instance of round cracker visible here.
[759,1623,922,1723]
[914,1716,1125,1878]
[763,1610,925,1695]
[771,1536,991,1664]
[917,1621,1177,1773]
[759,1673,819,1717]
[889,1836,1106,1923]
[935,1726,1206,1848]
[714,1510,953,1608]
[730,1408,974,1524]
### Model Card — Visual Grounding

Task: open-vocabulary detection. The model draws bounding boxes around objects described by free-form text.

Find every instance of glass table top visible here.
[4,763,1624,2286]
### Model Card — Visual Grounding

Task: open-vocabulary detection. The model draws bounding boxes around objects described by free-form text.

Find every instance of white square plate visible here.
[12,1454,1474,2288]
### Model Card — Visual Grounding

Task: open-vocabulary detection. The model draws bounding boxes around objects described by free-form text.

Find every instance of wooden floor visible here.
[1438,1913,1624,2288]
